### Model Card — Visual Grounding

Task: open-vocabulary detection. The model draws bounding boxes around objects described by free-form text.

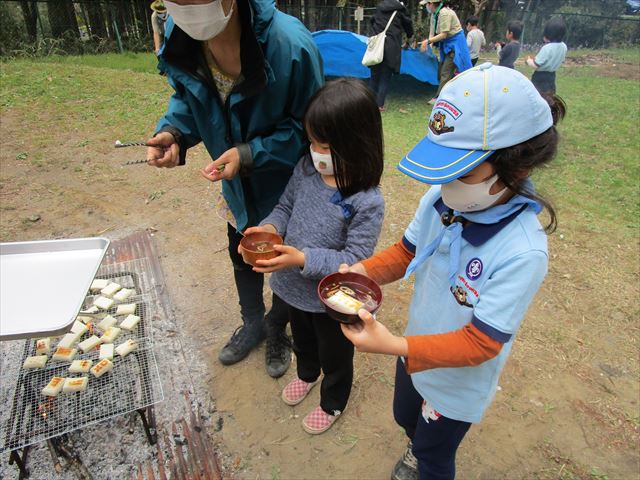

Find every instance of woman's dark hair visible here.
[304,78,384,198]
[487,93,567,233]
[544,17,566,42]
[465,16,479,26]
[507,20,523,40]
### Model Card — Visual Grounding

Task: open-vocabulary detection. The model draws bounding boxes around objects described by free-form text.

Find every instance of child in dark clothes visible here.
[495,20,522,69]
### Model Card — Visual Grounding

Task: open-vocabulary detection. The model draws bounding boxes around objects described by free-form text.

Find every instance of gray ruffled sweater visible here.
[260,157,385,312]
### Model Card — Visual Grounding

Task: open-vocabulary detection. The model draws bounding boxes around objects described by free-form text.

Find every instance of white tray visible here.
[0,237,109,340]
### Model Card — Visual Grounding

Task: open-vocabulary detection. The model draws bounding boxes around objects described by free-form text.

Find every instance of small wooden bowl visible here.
[317,272,383,324]
[240,232,283,267]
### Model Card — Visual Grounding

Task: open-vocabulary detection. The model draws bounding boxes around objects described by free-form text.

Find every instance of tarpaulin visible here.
[312,29,439,85]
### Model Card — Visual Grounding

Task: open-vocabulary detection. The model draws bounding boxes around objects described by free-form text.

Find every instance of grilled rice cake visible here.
[42,376,65,396]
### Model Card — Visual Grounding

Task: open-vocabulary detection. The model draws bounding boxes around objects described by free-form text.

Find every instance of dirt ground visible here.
[1,93,638,480]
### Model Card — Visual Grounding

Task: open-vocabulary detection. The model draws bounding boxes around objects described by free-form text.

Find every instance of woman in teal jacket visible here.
[145,0,324,376]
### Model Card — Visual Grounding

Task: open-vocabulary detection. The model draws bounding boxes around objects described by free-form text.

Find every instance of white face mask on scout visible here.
[441,174,507,212]
[165,0,233,41]
[310,145,334,176]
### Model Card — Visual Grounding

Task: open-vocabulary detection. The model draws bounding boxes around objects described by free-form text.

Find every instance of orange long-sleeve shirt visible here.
[361,240,503,373]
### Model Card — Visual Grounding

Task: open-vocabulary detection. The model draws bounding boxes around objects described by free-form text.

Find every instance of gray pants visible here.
[436,51,456,96]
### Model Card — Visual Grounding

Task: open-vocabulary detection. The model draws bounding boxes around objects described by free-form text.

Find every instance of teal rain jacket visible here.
[155,0,324,231]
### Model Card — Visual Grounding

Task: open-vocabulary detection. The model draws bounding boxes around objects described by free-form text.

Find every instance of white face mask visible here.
[310,145,334,176]
[165,0,233,41]
[441,174,507,212]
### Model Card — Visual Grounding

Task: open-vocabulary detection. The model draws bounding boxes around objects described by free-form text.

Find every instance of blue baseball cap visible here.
[398,63,553,184]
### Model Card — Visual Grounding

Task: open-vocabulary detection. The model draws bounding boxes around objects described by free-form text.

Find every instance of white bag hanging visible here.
[362,11,398,67]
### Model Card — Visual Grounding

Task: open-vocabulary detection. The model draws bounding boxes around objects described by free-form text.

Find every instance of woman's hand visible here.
[337,262,368,276]
[252,245,304,273]
[200,147,241,182]
[146,132,180,168]
[341,309,408,356]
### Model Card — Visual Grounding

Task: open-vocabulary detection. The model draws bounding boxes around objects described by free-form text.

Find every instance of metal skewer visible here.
[114,140,153,148]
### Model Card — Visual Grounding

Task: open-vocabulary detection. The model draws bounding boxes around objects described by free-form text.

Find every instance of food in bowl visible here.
[318,272,382,324]
[239,232,284,267]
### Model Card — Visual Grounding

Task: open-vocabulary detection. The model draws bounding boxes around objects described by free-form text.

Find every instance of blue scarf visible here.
[404,188,542,286]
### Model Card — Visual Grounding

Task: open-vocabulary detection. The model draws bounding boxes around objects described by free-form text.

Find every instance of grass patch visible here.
[1,51,638,238]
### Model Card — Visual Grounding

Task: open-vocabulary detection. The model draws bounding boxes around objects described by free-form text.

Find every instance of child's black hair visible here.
[465,16,479,27]
[544,17,566,42]
[488,94,566,233]
[303,78,384,198]
[507,20,523,40]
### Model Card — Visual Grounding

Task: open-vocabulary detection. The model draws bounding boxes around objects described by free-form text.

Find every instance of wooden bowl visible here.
[317,272,382,324]
[240,232,283,267]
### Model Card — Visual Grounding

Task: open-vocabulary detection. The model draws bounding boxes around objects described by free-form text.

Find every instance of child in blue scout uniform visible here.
[243,78,385,434]
[145,0,324,377]
[339,64,566,479]
[527,17,568,94]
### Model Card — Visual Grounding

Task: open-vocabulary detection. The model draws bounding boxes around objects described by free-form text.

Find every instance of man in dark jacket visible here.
[368,0,413,111]
[145,0,324,377]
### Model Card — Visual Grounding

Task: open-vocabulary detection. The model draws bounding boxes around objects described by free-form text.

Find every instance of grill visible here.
[1,254,165,476]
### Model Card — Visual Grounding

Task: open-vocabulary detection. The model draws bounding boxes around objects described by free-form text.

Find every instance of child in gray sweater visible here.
[244,78,385,434]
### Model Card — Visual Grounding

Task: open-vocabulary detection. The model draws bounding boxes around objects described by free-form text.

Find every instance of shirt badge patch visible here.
[450,286,473,308]
[466,258,483,280]
[429,112,455,135]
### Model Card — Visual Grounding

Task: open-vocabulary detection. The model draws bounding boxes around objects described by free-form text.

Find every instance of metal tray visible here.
[0,238,110,341]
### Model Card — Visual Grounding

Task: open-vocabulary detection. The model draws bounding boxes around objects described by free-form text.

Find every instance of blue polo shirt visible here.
[534,42,567,72]
[403,186,548,423]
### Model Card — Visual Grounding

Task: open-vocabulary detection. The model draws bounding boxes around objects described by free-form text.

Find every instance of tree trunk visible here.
[47,0,80,38]
[87,0,107,38]
[19,1,38,41]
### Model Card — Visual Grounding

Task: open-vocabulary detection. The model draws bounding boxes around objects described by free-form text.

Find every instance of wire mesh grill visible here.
[1,259,164,454]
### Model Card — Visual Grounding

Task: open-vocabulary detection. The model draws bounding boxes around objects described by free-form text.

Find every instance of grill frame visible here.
[1,261,164,456]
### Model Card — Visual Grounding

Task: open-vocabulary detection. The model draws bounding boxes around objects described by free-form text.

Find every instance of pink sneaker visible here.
[281,377,319,406]
[302,406,342,434]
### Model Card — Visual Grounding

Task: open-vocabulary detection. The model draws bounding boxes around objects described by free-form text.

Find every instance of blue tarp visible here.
[311,30,439,85]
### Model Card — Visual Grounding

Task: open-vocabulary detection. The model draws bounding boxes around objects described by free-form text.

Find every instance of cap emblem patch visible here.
[429,112,455,135]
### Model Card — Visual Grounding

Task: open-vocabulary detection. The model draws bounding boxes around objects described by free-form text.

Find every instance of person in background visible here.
[526,17,568,94]
[339,64,566,480]
[246,79,385,434]
[368,0,414,112]
[418,0,472,104]
[150,0,167,54]
[495,20,522,69]
[465,15,485,66]
[145,0,324,378]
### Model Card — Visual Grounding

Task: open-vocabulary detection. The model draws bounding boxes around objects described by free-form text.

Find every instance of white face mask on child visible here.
[310,145,334,176]
[165,0,233,41]
[441,174,507,212]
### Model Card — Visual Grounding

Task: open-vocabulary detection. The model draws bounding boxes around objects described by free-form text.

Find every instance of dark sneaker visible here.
[218,323,266,365]
[391,441,418,480]
[265,331,291,378]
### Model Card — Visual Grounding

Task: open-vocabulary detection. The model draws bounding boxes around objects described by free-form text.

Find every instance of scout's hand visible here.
[341,309,408,356]
[338,262,368,276]
[253,245,304,273]
[238,225,278,254]
[419,39,428,52]
[200,147,241,182]
[147,132,180,168]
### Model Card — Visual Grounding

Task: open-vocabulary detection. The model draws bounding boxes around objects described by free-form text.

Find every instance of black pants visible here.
[369,62,394,108]
[471,57,478,66]
[531,70,557,94]
[227,224,288,333]
[393,359,471,480]
[288,304,354,414]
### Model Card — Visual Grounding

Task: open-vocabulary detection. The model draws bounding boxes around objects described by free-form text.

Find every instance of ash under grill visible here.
[1,259,165,476]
